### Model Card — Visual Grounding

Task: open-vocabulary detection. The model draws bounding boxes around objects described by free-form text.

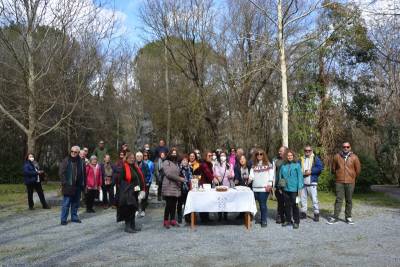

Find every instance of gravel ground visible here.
[0,200,399,267]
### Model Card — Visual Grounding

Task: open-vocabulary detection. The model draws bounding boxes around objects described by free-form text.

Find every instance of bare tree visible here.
[0,0,116,153]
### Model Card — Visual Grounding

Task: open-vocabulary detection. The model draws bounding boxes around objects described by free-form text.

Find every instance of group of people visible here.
[23,139,361,233]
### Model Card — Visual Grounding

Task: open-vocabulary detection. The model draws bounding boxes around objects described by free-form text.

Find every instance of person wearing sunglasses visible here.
[249,149,275,228]
[59,146,86,225]
[327,142,361,225]
[299,145,323,222]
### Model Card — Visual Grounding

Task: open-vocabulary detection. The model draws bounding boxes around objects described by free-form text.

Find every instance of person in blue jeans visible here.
[59,146,86,225]
[249,149,275,228]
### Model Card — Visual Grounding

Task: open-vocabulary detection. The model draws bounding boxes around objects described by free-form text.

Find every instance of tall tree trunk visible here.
[278,0,289,147]
[164,39,171,145]
[27,9,37,154]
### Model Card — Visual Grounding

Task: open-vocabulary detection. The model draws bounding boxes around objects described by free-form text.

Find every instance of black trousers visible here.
[275,189,285,220]
[164,196,178,221]
[157,177,163,199]
[86,189,97,211]
[102,185,115,205]
[283,191,300,224]
[26,183,47,208]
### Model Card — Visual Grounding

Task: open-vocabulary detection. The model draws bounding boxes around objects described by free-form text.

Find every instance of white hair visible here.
[71,145,80,152]
[136,151,143,157]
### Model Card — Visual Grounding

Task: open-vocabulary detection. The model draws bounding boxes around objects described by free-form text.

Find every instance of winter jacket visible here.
[59,156,85,196]
[101,162,116,186]
[213,162,234,187]
[137,161,150,185]
[249,162,275,192]
[273,157,285,188]
[180,165,193,193]
[234,164,251,186]
[161,160,182,198]
[144,160,155,184]
[23,160,39,185]
[332,152,361,184]
[279,162,304,193]
[86,164,103,189]
[93,147,108,163]
[300,155,324,184]
[199,161,214,185]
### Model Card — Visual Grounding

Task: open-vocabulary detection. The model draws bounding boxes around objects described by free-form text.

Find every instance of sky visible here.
[111,0,395,49]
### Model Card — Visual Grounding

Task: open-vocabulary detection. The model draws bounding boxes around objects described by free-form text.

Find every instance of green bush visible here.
[0,162,23,184]
[318,169,335,192]
[355,154,382,192]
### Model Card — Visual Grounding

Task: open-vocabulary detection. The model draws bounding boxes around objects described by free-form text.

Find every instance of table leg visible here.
[244,212,251,229]
[191,212,196,229]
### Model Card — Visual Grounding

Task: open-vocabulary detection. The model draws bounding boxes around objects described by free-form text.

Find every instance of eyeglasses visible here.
[207,154,212,157]
[71,151,78,154]
[343,146,350,149]
[304,150,312,152]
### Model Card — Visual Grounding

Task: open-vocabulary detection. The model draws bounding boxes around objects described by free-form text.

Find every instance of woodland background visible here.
[0,0,399,191]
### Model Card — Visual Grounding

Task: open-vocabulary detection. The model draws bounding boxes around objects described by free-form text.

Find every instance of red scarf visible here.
[124,162,145,190]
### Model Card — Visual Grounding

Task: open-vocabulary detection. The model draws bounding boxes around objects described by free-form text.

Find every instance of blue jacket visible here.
[137,161,151,185]
[144,160,154,184]
[23,160,39,185]
[300,155,324,184]
[279,162,304,192]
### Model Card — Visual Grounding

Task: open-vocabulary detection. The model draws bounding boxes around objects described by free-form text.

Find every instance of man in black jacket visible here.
[59,146,86,225]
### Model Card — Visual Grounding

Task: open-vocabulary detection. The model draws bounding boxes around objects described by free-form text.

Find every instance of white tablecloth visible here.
[183,188,258,216]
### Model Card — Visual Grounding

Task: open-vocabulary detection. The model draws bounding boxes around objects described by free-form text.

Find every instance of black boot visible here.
[125,220,135,233]
[314,213,319,222]
[177,212,183,224]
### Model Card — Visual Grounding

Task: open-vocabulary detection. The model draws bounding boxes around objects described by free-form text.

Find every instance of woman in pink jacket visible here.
[85,155,103,213]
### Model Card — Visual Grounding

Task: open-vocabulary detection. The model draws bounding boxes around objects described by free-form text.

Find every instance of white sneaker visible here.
[135,211,139,217]
[346,217,355,225]
[140,211,145,217]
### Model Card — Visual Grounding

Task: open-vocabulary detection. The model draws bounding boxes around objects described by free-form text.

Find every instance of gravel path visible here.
[0,201,399,266]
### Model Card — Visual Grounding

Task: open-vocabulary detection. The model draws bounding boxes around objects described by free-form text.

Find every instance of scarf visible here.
[124,162,145,188]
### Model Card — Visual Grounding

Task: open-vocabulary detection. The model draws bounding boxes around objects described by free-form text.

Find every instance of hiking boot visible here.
[60,221,67,226]
[346,217,355,225]
[42,204,51,209]
[140,211,145,217]
[300,212,307,219]
[326,217,339,225]
[282,222,292,227]
[261,222,267,228]
[276,216,282,224]
[314,213,319,222]
[293,223,299,229]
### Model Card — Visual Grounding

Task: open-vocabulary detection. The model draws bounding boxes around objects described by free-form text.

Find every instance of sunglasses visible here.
[71,151,78,154]
[256,153,263,156]
[343,146,350,149]
[304,150,312,152]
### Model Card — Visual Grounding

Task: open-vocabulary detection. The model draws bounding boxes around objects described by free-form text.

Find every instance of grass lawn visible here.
[0,183,60,210]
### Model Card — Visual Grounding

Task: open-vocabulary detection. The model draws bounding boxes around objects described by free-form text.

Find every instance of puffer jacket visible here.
[332,152,361,184]
[161,160,182,198]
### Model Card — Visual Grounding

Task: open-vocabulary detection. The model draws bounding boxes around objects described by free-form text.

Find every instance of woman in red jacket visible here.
[85,155,102,213]
[198,150,214,223]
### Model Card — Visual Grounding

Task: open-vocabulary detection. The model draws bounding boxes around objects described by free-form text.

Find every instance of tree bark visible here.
[278,0,289,147]
[164,39,171,145]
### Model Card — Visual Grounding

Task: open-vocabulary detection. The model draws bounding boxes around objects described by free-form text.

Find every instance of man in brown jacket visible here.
[327,142,361,225]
